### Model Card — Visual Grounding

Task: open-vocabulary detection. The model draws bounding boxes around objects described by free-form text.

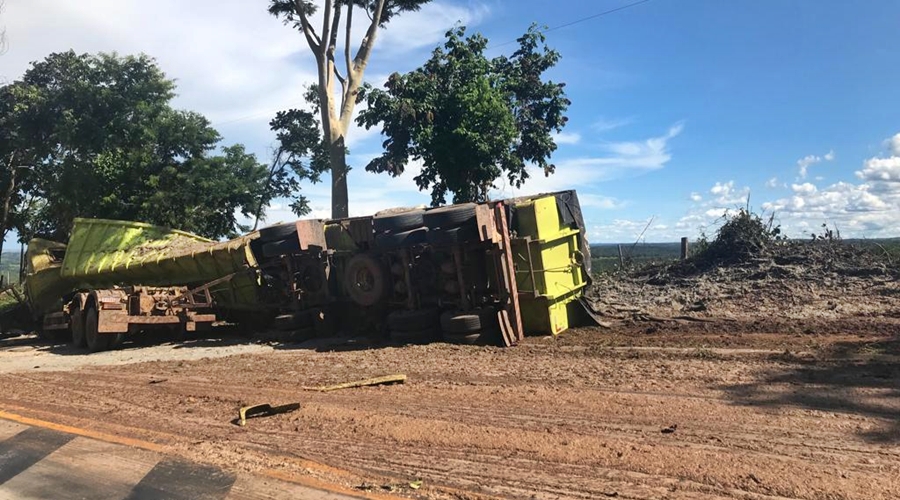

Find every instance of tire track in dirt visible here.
[1,333,898,500]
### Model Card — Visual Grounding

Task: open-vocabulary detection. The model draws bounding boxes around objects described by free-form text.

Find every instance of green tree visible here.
[356,25,570,205]
[252,85,332,230]
[268,0,433,219]
[0,51,277,241]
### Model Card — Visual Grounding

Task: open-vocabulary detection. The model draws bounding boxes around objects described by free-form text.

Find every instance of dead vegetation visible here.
[586,209,900,324]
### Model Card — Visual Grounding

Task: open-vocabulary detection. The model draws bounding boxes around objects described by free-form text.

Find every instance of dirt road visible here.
[1,320,898,500]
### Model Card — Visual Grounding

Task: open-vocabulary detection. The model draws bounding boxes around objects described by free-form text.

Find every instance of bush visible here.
[696,209,783,264]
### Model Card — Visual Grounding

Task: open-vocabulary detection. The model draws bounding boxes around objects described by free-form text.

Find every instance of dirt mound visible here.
[587,240,900,322]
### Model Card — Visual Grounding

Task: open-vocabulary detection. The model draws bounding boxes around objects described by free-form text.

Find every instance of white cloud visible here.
[3,0,489,159]
[578,193,625,210]
[689,192,703,202]
[886,133,900,156]
[376,2,490,57]
[757,135,900,238]
[765,177,780,189]
[588,218,659,243]
[492,122,684,200]
[710,181,734,197]
[856,156,900,182]
[592,117,634,133]
[796,149,835,179]
[553,131,582,145]
[791,183,817,195]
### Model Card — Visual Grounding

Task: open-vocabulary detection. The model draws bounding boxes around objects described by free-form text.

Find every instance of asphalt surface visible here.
[0,418,364,500]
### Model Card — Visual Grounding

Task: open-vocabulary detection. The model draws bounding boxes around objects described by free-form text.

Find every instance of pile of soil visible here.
[586,240,900,323]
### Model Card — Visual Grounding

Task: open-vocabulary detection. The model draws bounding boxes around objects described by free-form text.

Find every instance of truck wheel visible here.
[423,203,477,229]
[440,310,482,334]
[373,209,425,234]
[84,306,113,353]
[375,227,428,251]
[343,254,387,307]
[70,309,87,348]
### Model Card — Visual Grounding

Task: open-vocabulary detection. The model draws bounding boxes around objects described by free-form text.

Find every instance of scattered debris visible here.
[303,374,407,392]
[587,239,900,324]
[236,402,301,426]
[661,424,678,434]
[148,378,167,384]
[409,480,423,490]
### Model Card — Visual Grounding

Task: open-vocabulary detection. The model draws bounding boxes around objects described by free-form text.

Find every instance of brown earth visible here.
[1,317,898,500]
[1,241,898,499]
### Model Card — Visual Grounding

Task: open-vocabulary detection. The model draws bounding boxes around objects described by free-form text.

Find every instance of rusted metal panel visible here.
[494,202,524,346]
[294,219,327,251]
[474,204,501,244]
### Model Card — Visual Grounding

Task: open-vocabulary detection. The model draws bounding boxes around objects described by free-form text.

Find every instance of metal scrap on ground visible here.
[237,403,301,426]
[303,374,407,392]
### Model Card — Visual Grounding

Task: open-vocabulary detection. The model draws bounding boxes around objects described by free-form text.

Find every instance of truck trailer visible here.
[17,190,592,351]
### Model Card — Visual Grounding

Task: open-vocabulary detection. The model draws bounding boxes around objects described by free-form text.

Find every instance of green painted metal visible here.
[23,238,73,316]
[59,218,263,309]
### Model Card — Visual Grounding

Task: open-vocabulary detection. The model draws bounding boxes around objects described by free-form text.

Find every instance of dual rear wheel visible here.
[71,305,123,353]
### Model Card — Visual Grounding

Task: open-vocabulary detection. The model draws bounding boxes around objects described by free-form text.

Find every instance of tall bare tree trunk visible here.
[328,137,349,218]
[287,0,387,219]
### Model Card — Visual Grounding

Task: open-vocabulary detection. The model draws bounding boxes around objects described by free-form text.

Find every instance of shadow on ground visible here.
[723,334,900,443]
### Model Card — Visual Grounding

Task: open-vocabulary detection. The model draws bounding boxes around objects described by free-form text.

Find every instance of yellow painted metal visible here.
[511,195,587,335]
[23,238,73,316]
[60,218,262,309]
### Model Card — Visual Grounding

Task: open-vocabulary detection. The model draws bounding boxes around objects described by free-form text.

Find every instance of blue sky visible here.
[3,0,900,243]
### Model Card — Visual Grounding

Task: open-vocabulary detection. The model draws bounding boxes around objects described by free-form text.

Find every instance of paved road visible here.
[0,418,363,500]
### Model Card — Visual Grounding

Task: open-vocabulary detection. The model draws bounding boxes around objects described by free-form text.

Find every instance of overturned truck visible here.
[22,190,591,351]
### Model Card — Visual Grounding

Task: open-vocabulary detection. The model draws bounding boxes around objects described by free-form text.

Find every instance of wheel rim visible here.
[353,268,375,293]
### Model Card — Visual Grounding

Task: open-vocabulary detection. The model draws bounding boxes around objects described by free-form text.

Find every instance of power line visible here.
[489,0,653,50]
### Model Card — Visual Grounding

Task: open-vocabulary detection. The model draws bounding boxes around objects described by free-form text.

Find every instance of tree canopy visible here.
[0,51,277,242]
[356,25,570,205]
[268,0,432,218]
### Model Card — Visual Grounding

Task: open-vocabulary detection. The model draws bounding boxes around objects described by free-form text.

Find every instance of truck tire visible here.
[373,210,425,234]
[84,306,124,352]
[423,203,477,229]
[343,253,387,307]
[375,227,428,251]
[70,309,86,348]
[440,310,482,334]
[84,306,109,353]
